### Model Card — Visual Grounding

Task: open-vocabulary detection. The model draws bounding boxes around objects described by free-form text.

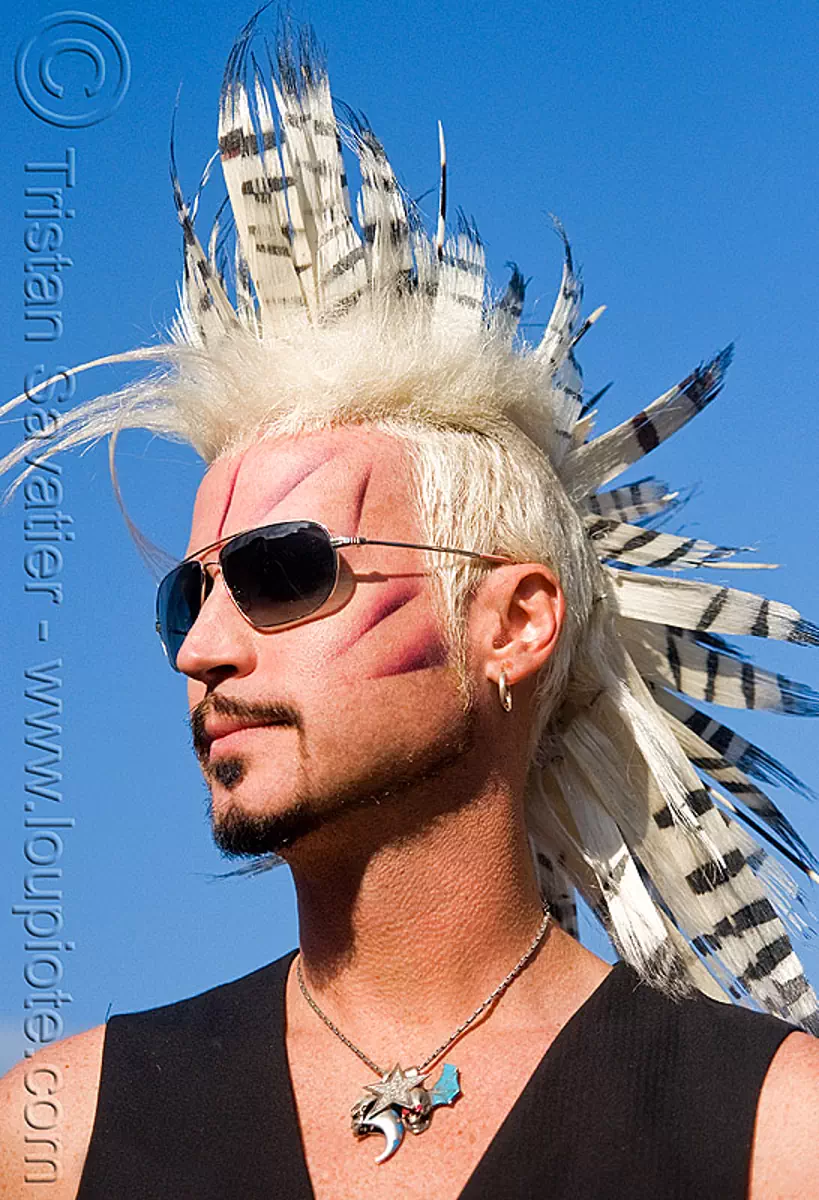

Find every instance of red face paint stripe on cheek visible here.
[366,629,450,679]
[332,585,422,659]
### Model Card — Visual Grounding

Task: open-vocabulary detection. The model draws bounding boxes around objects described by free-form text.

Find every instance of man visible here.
[2,14,819,1198]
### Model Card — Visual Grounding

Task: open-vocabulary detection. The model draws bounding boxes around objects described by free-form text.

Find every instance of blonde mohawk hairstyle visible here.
[3,10,819,1032]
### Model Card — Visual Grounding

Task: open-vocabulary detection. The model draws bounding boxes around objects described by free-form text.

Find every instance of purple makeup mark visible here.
[367,630,449,678]
[333,584,421,659]
[215,452,245,539]
[267,453,338,507]
[352,464,373,534]
[224,449,340,530]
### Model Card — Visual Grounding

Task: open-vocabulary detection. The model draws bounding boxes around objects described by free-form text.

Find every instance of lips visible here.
[191,699,302,767]
[202,715,266,744]
[203,717,281,751]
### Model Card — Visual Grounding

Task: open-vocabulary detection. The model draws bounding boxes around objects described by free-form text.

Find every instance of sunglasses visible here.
[155,519,510,671]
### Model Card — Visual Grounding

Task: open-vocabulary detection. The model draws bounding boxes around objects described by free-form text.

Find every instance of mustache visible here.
[189,692,303,764]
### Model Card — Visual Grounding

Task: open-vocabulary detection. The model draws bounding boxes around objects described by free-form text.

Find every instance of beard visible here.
[191,687,477,862]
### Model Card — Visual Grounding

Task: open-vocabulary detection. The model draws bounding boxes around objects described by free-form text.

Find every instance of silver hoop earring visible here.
[498,668,513,713]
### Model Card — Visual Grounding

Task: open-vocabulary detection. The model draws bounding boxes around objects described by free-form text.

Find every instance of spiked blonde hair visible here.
[2,13,819,1031]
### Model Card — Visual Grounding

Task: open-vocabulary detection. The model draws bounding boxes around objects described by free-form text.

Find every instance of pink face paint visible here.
[352,465,373,534]
[221,446,340,533]
[366,626,449,678]
[214,449,247,539]
[332,583,421,659]
[328,581,448,678]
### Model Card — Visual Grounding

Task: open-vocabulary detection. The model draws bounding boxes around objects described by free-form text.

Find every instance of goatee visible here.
[195,693,477,861]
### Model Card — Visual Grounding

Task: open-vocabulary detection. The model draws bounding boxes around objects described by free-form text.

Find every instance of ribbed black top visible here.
[77,950,795,1199]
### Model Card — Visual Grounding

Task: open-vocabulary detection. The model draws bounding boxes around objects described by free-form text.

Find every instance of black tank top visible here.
[76,950,796,1199]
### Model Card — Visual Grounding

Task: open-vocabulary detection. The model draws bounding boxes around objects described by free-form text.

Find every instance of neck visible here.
[286,766,553,1056]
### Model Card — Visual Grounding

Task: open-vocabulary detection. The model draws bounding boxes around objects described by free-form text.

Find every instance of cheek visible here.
[247,577,449,696]
[364,620,449,678]
[321,579,449,680]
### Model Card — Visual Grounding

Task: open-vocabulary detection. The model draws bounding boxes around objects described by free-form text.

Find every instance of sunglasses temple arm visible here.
[333,536,511,565]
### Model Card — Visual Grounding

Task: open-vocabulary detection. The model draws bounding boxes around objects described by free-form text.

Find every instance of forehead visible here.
[186,426,415,555]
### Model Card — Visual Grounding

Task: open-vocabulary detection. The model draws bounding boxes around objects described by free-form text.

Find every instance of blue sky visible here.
[1,0,818,1072]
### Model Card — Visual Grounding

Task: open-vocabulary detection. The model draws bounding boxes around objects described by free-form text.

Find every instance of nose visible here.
[174,565,257,687]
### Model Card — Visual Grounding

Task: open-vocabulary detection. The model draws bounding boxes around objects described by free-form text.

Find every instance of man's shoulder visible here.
[0,951,295,1200]
[750,1029,819,1200]
[0,1026,106,1200]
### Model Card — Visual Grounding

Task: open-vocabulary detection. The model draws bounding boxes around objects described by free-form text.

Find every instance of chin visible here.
[204,753,324,856]
[206,750,301,811]
[209,789,333,858]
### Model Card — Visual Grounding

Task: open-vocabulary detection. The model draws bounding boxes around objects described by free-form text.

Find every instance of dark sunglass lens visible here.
[157,560,203,669]
[222,522,337,628]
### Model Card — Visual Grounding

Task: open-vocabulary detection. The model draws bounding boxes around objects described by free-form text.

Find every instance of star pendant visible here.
[363,1064,430,1118]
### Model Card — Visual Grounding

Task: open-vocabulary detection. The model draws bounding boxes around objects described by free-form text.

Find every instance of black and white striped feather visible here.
[431,217,487,338]
[586,517,743,570]
[623,622,819,715]
[490,263,526,343]
[653,688,817,803]
[557,696,819,1030]
[169,122,239,346]
[563,346,734,503]
[217,26,305,318]
[608,568,819,646]
[655,696,819,878]
[530,843,579,939]
[585,477,676,524]
[344,111,414,298]
[533,222,584,465]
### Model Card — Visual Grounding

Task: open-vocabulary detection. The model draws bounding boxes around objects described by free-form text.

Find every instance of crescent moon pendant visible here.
[365,1110,405,1163]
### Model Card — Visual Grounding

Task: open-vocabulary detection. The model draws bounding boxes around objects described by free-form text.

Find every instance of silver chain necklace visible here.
[295,903,551,1164]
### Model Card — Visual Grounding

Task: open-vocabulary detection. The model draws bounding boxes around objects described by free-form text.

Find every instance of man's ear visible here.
[472,563,565,688]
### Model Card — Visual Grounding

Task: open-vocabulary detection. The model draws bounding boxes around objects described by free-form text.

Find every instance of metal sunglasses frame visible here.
[155,518,512,668]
